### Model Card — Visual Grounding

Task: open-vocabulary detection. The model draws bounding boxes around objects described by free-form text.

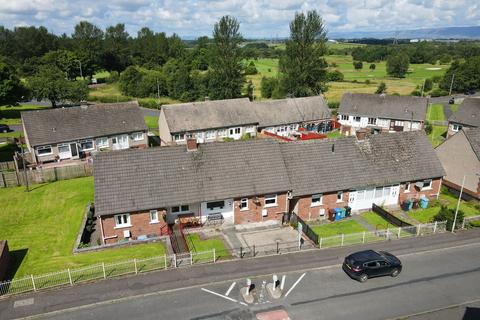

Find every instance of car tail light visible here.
[352,266,362,272]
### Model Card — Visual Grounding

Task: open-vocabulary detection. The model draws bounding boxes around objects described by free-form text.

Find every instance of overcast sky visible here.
[0,0,478,38]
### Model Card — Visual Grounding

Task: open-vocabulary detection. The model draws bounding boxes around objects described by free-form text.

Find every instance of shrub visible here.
[329,62,338,68]
[328,101,340,109]
[365,79,371,85]
[430,88,448,97]
[369,63,376,70]
[240,133,252,140]
[353,61,363,70]
[375,82,387,94]
[431,75,442,83]
[138,98,160,109]
[327,70,344,82]
[223,137,234,142]
[424,78,433,92]
[434,205,464,231]
[411,90,422,96]
[244,61,258,75]
[261,76,279,99]
[106,71,119,83]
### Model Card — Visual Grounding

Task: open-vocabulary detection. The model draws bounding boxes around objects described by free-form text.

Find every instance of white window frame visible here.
[394,120,404,127]
[218,129,227,137]
[405,182,411,193]
[80,139,94,151]
[353,116,361,122]
[132,132,144,141]
[171,205,190,214]
[341,115,348,121]
[240,198,248,211]
[311,194,323,206]
[264,194,277,207]
[174,133,185,142]
[245,126,255,133]
[149,210,159,223]
[422,179,433,190]
[368,117,376,125]
[37,145,53,156]
[96,137,109,149]
[336,191,343,203]
[205,130,216,140]
[114,214,131,228]
[452,124,462,132]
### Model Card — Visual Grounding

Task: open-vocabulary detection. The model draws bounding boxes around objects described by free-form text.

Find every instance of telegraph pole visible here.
[449,74,455,96]
[20,137,29,192]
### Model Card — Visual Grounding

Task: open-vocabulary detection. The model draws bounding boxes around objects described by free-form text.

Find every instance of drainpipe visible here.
[99,215,106,245]
[437,177,442,199]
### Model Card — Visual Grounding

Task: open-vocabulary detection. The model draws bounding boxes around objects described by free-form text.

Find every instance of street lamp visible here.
[75,60,83,79]
[452,173,480,232]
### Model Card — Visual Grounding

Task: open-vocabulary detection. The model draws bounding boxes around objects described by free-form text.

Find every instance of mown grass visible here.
[427,104,446,122]
[186,233,230,262]
[0,177,166,279]
[311,219,367,238]
[428,125,447,147]
[144,116,159,131]
[360,212,398,230]
[449,104,459,113]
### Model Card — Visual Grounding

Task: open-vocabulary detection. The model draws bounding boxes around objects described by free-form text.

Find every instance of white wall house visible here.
[338,115,422,134]
[347,185,400,211]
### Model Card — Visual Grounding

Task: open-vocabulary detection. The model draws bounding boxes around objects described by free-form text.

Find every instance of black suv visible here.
[342,250,402,282]
[0,124,10,133]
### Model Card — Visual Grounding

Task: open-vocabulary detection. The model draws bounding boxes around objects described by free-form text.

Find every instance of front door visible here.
[70,143,78,158]
[112,135,129,150]
[228,127,242,140]
[58,144,71,160]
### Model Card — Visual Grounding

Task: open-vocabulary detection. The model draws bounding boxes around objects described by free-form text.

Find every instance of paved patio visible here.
[236,226,302,249]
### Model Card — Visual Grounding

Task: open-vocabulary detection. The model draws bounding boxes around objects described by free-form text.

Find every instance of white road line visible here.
[284,273,306,297]
[201,288,247,306]
[225,282,236,296]
[280,275,286,290]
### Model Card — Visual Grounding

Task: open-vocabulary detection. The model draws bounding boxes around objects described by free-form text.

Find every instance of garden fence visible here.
[0,220,447,298]
[461,215,480,229]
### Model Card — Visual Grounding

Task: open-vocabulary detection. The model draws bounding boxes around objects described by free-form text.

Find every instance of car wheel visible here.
[391,269,400,277]
[2,129,6,133]
[359,274,368,282]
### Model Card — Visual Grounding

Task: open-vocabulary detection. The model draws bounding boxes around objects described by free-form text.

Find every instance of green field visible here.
[426,104,446,122]
[0,177,166,279]
[311,219,367,238]
[144,116,159,131]
[360,212,397,230]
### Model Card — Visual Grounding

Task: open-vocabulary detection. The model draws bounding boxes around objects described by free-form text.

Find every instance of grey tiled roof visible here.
[162,98,255,133]
[464,127,480,160]
[338,93,428,121]
[254,96,330,128]
[162,96,330,133]
[21,102,147,147]
[94,139,291,216]
[94,131,445,216]
[448,98,480,127]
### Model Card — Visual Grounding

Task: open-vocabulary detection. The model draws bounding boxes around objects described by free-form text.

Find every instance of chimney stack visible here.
[186,138,198,152]
[355,129,368,141]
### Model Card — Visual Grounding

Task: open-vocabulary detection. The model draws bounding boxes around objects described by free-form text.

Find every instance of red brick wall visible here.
[234,193,288,224]
[101,209,167,245]
[398,178,442,204]
[295,191,349,221]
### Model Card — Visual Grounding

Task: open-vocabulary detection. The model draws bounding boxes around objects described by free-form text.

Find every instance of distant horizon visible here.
[1,1,479,38]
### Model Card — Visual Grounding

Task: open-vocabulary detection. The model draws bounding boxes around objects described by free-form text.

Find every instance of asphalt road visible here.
[1,229,479,320]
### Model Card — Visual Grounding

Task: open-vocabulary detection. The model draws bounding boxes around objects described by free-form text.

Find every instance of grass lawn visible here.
[1,104,49,126]
[450,104,459,113]
[144,116,159,131]
[428,125,447,147]
[326,131,343,139]
[311,219,367,238]
[0,177,166,279]
[360,212,398,230]
[427,104,446,122]
[186,233,230,262]
[407,188,480,223]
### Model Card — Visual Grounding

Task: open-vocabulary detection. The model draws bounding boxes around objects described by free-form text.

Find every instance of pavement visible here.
[1,229,479,320]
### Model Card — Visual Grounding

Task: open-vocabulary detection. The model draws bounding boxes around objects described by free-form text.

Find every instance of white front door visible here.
[228,127,242,140]
[58,144,72,160]
[112,135,129,150]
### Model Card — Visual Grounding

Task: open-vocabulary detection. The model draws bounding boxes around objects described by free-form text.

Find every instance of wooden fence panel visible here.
[0,161,15,171]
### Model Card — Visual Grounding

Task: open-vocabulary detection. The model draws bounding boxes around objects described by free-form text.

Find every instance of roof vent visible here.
[52,127,56,132]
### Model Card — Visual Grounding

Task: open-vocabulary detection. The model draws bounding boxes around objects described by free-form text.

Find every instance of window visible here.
[114,214,130,228]
[205,130,215,140]
[37,145,52,155]
[132,132,144,141]
[289,124,296,131]
[368,118,376,125]
[174,133,185,141]
[365,261,378,268]
[311,194,323,206]
[80,139,94,150]
[96,137,108,148]
[186,133,194,139]
[229,127,241,135]
[337,191,343,202]
[374,187,383,198]
[422,179,433,190]
[405,182,411,193]
[245,126,255,133]
[207,201,224,210]
[452,124,462,132]
[150,210,158,223]
[354,116,361,122]
[277,126,287,133]
[171,205,189,213]
[264,194,277,207]
[240,198,248,210]
[394,120,404,127]
[341,115,348,121]
[365,188,374,200]
[218,129,227,137]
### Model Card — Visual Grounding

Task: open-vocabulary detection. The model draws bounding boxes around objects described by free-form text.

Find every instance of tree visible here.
[439,57,480,93]
[327,70,344,82]
[103,24,131,72]
[246,80,254,101]
[369,63,376,70]
[279,10,328,97]
[353,61,363,70]
[0,58,28,105]
[423,78,433,92]
[72,21,104,78]
[434,205,464,231]
[424,120,432,135]
[29,65,87,107]
[261,76,279,99]
[244,61,258,75]
[208,16,245,100]
[386,53,409,78]
[375,82,387,94]
[41,50,80,80]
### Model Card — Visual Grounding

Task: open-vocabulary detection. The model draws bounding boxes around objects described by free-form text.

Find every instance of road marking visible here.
[280,275,286,290]
[13,240,480,319]
[13,298,34,308]
[225,282,236,296]
[201,288,247,306]
[284,273,306,297]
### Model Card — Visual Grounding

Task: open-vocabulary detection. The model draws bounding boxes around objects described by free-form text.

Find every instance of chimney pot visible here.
[186,138,198,152]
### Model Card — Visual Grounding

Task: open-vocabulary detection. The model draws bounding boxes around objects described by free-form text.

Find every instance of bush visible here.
[411,90,421,96]
[434,205,464,231]
[430,88,448,97]
[431,75,442,83]
[327,70,344,82]
[424,121,433,135]
[328,101,340,109]
[106,71,119,83]
[240,133,252,140]
[244,61,258,75]
[261,76,279,99]
[223,137,234,142]
[365,79,371,85]
[369,63,376,70]
[468,221,480,228]
[424,78,433,92]
[353,61,363,70]
[329,62,338,68]
[375,82,387,94]
[138,98,160,109]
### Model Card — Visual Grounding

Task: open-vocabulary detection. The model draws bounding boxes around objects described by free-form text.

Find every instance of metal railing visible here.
[0,221,447,298]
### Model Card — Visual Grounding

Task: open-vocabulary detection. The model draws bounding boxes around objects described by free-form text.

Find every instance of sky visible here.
[0,0,479,38]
